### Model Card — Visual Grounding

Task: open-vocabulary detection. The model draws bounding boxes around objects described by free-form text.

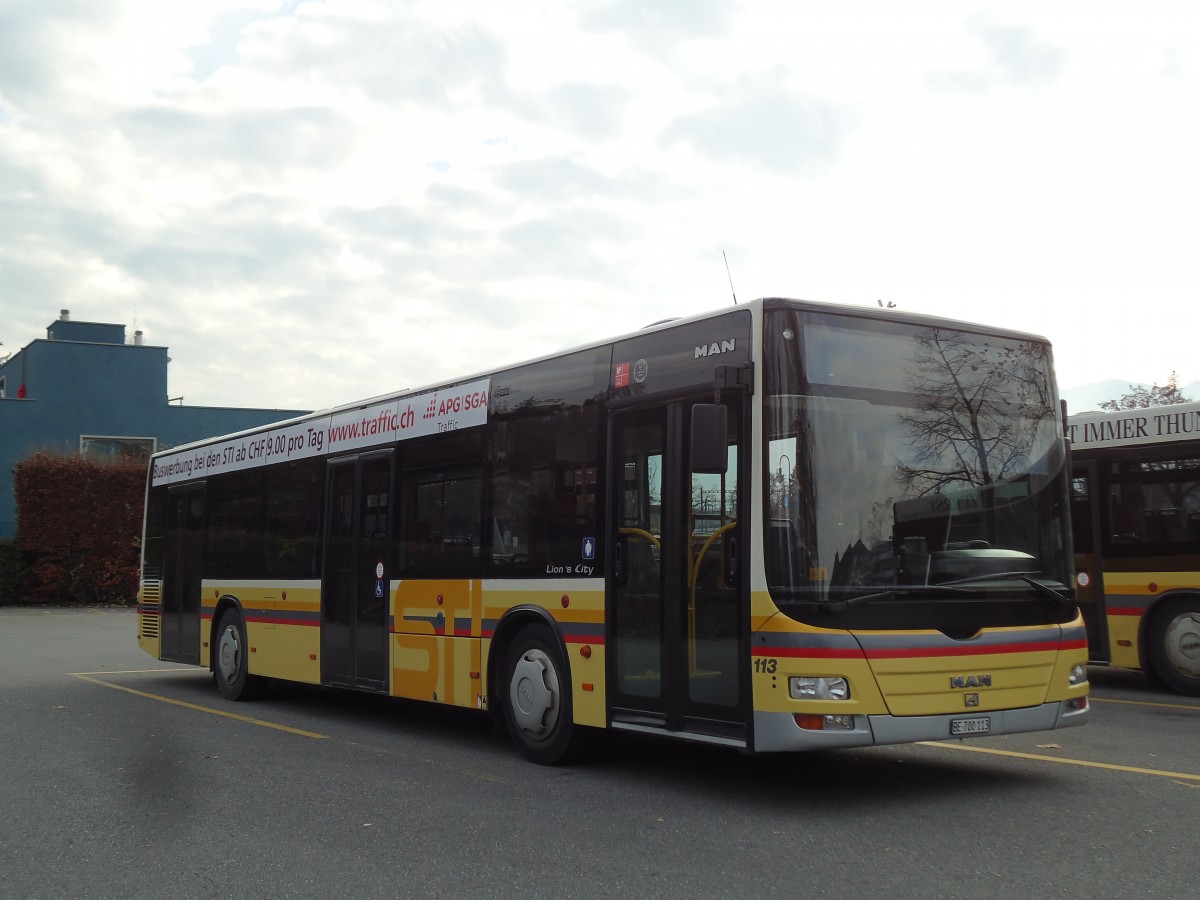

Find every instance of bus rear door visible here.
[322,451,393,692]
[161,482,204,665]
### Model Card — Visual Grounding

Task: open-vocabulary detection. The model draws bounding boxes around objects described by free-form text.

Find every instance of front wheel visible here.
[213,608,267,701]
[501,624,583,765]
[1147,597,1200,696]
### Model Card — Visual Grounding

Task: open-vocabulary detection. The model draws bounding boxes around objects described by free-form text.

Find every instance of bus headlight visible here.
[1068,664,1088,686]
[789,676,850,701]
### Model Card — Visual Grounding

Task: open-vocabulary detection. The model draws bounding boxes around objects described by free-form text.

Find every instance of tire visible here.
[501,624,582,765]
[1146,597,1200,696]
[213,607,267,701]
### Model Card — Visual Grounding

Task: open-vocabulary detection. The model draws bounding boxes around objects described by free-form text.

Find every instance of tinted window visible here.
[206,470,265,579]
[399,433,483,577]
[1103,455,1200,553]
[1071,471,1094,554]
[491,346,609,416]
[265,458,324,578]
[489,350,605,577]
[491,408,600,576]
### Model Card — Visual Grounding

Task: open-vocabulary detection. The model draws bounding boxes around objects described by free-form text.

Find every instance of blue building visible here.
[0,310,309,540]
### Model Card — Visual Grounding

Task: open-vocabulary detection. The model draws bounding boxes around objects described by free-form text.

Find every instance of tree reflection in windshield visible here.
[895,327,1054,495]
[764,309,1071,605]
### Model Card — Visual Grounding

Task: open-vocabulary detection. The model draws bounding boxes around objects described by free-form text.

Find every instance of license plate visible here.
[950,716,991,736]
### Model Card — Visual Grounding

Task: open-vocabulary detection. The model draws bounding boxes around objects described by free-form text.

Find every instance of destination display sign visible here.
[1067,400,1200,451]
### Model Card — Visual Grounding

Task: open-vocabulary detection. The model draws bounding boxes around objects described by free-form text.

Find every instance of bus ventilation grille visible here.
[140,567,162,640]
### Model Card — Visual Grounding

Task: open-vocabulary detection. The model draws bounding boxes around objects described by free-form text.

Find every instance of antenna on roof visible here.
[722,251,738,305]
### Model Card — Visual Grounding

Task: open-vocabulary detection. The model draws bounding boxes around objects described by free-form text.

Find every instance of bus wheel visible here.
[1147,598,1200,696]
[502,625,580,765]
[214,608,267,701]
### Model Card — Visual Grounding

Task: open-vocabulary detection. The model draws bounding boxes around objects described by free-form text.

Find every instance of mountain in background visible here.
[1060,380,1200,413]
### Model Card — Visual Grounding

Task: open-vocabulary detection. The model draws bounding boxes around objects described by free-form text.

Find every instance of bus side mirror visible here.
[691,403,728,474]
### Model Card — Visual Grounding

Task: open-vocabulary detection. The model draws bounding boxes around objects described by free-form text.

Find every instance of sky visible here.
[1,1,1197,414]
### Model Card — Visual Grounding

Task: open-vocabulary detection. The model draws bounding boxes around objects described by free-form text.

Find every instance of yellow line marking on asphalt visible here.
[71,673,329,740]
[71,671,505,781]
[1090,696,1200,712]
[70,668,198,676]
[920,740,1200,782]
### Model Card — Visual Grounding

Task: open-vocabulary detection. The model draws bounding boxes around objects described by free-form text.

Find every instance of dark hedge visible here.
[0,539,22,604]
[12,452,145,606]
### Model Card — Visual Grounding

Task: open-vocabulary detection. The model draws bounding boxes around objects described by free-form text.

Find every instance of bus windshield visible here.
[763,308,1073,628]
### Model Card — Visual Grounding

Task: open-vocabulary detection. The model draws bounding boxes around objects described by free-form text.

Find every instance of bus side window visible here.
[399,470,481,576]
[207,470,266,579]
[265,458,323,579]
[1070,472,1093,554]
[398,433,483,578]
[1108,484,1145,543]
[489,409,598,576]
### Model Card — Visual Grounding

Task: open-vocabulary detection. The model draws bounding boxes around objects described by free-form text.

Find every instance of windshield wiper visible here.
[939,571,1075,609]
[820,584,969,615]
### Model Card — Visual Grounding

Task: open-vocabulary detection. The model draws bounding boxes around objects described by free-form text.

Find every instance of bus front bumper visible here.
[752,697,1090,752]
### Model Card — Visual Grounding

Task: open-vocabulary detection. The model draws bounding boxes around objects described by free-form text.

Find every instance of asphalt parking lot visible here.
[2,606,1197,900]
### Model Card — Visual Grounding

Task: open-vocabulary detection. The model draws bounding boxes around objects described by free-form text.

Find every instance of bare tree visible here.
[1098,371,1193,410]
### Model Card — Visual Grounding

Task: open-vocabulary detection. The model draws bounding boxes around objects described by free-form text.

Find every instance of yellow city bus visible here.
[137,297,1089,763]
[1068,400,1200,695]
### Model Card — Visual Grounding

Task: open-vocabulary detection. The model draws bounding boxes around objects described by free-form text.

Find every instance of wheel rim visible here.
[1162,612,1200,679]
[509,648,560,740]
[217,623,243,687]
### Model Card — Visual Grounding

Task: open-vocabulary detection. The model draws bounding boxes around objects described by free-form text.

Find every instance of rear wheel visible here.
[1147,597,1200,696]
[214,607,267,701]
[501,624,582,765]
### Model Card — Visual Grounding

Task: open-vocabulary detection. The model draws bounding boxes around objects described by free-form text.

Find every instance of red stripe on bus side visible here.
[250,616,319,627]
[753,640,1087,660]
[753,646,864,659]
[1108,607,1144,617]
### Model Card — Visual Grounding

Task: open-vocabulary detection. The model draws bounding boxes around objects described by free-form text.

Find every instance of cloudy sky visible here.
[1,1,1196,413]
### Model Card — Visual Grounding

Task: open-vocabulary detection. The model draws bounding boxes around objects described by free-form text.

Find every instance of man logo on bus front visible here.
[950,674,992,688]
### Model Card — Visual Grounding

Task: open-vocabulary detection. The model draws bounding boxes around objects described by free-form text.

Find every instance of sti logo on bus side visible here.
[950,674,992,688]
[695,339,736,359]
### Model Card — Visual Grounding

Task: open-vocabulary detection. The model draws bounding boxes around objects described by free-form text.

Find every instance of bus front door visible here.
[609,400,747,743]
[322,452,393,692]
